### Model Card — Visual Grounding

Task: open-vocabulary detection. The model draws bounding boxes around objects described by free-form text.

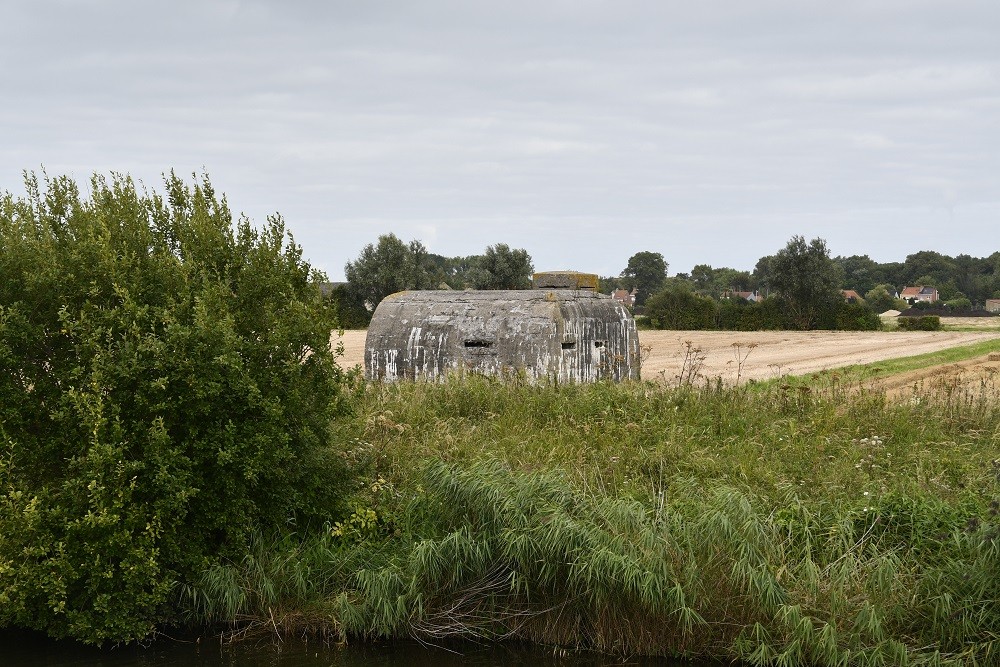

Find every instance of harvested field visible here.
[939,316,1000,329]
[331,329,1000,384]
[879,353,1000,398]
[882,315,1000,330]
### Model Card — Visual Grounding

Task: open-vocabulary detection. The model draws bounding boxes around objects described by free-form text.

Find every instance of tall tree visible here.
[690,264,715,294]
[767,236,843,329]
[864,284,902,314]
[424,252,481,289]
[471,243,534,289]
[834,254,883,295]
[752,255,775,298]
[344,233,433,310]
[621,251,668,306]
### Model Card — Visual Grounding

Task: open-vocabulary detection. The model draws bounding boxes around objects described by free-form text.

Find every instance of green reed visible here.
[181,376,1000,665]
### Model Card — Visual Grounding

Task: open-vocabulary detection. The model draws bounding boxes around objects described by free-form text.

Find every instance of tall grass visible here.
[180,376,1000,665]
[339,376,1000,506]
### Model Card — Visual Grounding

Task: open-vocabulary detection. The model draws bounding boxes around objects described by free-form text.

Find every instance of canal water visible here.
[0,629,724,666]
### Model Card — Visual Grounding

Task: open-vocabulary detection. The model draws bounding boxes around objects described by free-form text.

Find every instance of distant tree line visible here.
[631,238,1000,332]
[646,248,1000,312]
[641,237,881,331]
[832,250,1000,307]
[332,231,999,331]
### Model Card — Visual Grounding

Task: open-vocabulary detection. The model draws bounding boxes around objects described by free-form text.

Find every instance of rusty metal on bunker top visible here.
[365,272,639,382]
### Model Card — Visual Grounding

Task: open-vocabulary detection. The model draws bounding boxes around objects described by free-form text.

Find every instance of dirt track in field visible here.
[332,327,1000,384]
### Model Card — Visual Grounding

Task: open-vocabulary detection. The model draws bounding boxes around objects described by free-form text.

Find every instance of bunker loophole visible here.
[364,275,640,382]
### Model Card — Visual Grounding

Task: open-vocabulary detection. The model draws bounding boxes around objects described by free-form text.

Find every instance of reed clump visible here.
[181,376,1000,665]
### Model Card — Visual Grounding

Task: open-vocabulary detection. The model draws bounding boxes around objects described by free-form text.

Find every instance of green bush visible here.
[0,171,352,643]
[944,297,972,311]
[831,302,882,331]
[897,315,942,331]
[716,297,788,330]
[644,287,717,330]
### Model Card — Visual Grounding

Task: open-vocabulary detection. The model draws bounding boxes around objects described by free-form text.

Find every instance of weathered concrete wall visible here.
[365,290,640,382]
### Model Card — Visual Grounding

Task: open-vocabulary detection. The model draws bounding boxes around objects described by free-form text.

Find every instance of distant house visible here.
[900,286,939,304]
[841,290,863,304]
[986,299,1000,314]
[611,287,638,308]
[723,290,761,303]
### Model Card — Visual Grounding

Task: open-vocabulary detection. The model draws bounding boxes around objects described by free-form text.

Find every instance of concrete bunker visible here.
[365,274,640,382]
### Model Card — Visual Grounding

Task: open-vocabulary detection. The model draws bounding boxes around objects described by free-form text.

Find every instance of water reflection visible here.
[0,630,722,666]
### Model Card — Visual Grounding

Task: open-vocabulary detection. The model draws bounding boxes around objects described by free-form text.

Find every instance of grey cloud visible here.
[3,0,999,279]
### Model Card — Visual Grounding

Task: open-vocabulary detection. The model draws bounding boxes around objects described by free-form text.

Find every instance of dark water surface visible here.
[0,630,723,667]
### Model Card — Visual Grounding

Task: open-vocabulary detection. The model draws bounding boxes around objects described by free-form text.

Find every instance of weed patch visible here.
[183,378,1000,664]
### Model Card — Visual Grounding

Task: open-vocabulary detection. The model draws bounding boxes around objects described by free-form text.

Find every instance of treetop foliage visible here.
[620,251,668,306]
[471,243,534,290]
[835,250,1000,304]
[341,237,535,317]
[765,236,844,329]
[0,171,351,643]
[343,233,434,309]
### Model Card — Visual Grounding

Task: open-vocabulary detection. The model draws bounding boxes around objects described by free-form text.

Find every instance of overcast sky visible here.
[3,0,998,280]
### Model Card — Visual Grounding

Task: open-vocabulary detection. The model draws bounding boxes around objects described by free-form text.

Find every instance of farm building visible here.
[365,279,640,383]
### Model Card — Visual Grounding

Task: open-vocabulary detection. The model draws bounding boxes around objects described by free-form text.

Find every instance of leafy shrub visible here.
[897,315,942,331]
[716,298,788,331]
[0,172,351,643]
[832,302,882,331]
[944,297,972,311]
[644,287,716,329]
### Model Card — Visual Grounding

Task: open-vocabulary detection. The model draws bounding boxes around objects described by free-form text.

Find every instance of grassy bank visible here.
[180,377,1000,666]
[767,337,1000,390]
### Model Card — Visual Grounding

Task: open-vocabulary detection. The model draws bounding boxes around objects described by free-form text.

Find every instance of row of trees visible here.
[675,250,1000,309]
[333,234,535,326]
[334,237,675,327]
[644,285,881,331]
[833,251,1000,306]
[334,231,998,331]
[629,238,1000,331]
[640,237,882,331]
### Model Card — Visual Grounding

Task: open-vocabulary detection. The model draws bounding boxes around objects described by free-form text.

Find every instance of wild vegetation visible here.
[5,171,1000,666]
[181,373,1000,666]
[0,172,350,643]
[897,315,944,331]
